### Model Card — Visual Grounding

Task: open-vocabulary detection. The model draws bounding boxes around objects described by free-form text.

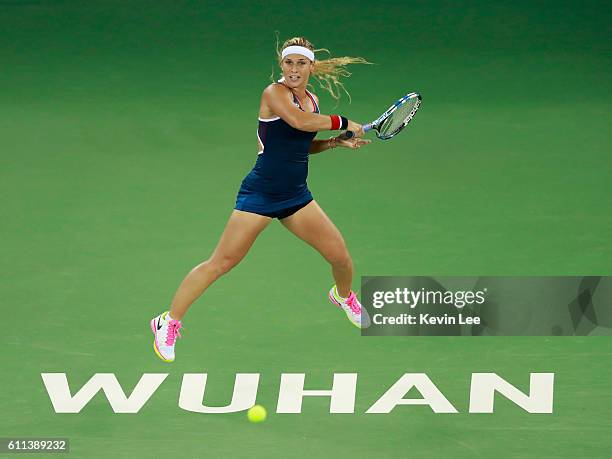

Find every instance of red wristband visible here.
[330,115,341,130]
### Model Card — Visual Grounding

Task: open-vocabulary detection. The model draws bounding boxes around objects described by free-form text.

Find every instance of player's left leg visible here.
[281,200,352,294]
[280,200,369,328]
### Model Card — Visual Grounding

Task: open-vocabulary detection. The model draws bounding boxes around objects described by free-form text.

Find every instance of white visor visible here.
[281,45,315,62]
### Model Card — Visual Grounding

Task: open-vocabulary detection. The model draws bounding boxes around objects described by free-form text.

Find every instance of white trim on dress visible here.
[257,129,264,155]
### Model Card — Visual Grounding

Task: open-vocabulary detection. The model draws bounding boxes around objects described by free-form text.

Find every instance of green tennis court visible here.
[2,0,611,457]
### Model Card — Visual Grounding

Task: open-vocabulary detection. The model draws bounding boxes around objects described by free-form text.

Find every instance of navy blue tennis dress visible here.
[235,83,319,219]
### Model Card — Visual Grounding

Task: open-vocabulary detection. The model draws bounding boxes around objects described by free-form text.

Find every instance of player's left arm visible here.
[308,93,371,154]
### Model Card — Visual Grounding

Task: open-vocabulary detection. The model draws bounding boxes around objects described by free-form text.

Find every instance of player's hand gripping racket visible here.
[341,92,421,140]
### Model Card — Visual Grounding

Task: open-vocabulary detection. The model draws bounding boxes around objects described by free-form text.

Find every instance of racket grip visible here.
[338,123,372,140]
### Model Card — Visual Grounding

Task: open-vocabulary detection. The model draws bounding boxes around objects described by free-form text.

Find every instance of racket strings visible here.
[380,99,419,137]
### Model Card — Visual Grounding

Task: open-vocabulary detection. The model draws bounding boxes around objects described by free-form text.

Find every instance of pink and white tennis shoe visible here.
[328,285,371,329]
[150,311,182,362]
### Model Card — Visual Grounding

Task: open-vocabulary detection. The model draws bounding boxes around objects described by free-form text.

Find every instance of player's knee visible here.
[210,256,240,277]
[328,251,352,270]
[196,257,235,278]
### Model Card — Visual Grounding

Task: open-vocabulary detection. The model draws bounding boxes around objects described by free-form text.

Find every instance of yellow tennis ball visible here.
[247,404,267,423]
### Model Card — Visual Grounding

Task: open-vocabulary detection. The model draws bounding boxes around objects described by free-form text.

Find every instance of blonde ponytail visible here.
[272,34,372,103]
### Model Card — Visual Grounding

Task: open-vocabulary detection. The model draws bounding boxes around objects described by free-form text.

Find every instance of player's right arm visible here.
[262,84,362,134]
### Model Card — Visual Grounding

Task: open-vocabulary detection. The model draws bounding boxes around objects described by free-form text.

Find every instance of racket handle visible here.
[338,123,373,140]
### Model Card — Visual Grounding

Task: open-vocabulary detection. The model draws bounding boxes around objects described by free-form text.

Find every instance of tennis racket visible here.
[342,92,421,140]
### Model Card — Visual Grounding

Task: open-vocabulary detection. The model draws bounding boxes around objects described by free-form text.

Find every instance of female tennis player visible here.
[151,37,372,362]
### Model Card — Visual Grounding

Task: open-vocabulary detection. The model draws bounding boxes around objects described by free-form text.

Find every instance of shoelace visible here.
[345,293,361,315]
[165,320,183,346]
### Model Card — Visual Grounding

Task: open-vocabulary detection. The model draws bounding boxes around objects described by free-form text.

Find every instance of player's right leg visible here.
[151,209,271,362]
